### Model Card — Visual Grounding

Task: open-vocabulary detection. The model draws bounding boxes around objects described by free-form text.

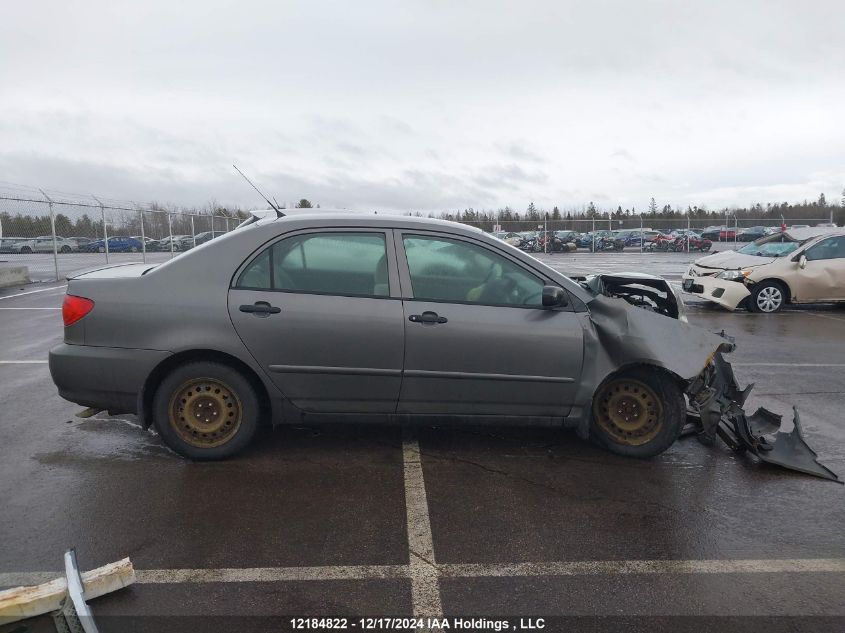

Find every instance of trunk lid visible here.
[68,263,158,280]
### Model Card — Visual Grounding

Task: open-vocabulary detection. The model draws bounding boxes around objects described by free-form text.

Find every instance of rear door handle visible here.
[239,301,281,316]
[409,311,447,324]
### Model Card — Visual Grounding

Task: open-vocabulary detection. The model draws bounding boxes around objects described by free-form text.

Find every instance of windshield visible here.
[737,235,799,257]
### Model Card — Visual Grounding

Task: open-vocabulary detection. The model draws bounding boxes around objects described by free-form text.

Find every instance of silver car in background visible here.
[11,235,79,254]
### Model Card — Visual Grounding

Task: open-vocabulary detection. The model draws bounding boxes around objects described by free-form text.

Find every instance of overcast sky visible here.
[1,0,843,213]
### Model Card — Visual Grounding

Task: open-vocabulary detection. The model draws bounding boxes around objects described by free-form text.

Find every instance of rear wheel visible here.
[591,370,685,458]
[153,361,260,460]
[748,280,786,313]
[21,246,32,254]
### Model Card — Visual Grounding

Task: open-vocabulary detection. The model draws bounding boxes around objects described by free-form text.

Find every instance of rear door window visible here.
[237,232,389,298]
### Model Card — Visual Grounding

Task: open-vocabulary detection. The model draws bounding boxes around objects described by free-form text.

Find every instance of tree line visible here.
[431,193,844,232]
[3,193,842,239]
[1,202,249,240]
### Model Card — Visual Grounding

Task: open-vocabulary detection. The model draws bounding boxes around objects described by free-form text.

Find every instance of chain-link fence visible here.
[0,184,247,282]
[2,182,841,281]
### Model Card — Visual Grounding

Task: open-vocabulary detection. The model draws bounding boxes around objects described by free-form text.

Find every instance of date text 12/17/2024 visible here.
[290,617,546,630]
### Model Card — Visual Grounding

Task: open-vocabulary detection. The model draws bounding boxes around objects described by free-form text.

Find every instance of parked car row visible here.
[490,223,840,254]
[491,228,707,253]
[0,231,225,254]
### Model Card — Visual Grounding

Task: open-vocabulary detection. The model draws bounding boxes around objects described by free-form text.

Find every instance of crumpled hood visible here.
[693,250,774,270]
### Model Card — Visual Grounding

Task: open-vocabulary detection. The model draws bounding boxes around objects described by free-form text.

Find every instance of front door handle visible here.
[409,311,447,324]
[239,301,281,316]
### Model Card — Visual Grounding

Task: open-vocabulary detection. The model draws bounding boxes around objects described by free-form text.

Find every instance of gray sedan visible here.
[48,211,834,477]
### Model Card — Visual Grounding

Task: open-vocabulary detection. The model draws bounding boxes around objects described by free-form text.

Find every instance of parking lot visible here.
[1,251,844,632]
[0,251,176,284]
[0,242,723,284]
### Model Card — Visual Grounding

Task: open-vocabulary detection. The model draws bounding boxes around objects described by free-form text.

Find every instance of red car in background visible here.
[718,228,737,241]
[670,235,712,252]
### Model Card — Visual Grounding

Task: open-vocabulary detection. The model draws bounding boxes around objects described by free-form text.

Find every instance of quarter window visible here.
[402,235,544,306]
[237,232,389,297]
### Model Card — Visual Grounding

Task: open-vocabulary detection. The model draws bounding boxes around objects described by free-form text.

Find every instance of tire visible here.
[60,245,71,253]
[590,369,685,458]
[748,280,786,313]
[130,246,138,252]
[21,246,32,254]
[98,246,105,253]
[153,361,260,460]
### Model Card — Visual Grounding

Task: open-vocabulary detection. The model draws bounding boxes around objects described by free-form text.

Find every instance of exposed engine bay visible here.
[575,272,683,320]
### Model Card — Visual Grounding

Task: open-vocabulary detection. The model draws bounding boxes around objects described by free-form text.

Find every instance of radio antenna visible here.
[233,164,283,217]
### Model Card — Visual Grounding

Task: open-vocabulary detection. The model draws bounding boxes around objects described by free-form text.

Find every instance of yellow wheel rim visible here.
[168,378,242,448]
[593,378,663,446]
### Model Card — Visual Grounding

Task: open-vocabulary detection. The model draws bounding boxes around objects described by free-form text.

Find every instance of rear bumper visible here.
[681,275,750,311]
[49,343,171,413]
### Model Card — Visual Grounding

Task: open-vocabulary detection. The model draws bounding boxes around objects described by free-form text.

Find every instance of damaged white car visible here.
[682,227,845,313]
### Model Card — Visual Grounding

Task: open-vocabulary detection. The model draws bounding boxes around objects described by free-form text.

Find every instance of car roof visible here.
[783,226,844,241]
[242,208,484,234]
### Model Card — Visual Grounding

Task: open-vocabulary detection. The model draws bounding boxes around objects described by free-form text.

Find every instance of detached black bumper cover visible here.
[687,352,841,483]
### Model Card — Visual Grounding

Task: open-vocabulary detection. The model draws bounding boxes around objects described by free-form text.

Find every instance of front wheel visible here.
[748,280,786,313]
[153,361,260,460]
[591,370,685,458]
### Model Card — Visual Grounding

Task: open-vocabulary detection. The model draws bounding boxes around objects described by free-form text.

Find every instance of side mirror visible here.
[542,285,567,308]
[799,254,807,269]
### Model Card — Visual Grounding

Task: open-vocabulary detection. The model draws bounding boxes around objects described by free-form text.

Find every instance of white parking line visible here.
[438,558,845,577]
[402,430,443,618]
[3,558,843,589]
[807,312,845,324]
[732,363,845,368]
[0,285,67,301]
[0,360,47,364]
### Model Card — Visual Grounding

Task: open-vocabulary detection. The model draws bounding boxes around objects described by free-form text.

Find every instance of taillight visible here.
[62,295,95,326]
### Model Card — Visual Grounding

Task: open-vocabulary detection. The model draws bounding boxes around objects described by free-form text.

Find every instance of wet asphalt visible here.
[1,253,844,632]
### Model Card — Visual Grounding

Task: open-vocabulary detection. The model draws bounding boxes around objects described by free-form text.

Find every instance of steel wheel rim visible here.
[168,377,242,448]
[756,286,782,312]
[593,378,663,446]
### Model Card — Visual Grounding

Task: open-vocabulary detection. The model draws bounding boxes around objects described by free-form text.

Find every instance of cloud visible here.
[472,164,549,190]
[496,142,546,164]
[610,149,635,162]
[0,0,843,212]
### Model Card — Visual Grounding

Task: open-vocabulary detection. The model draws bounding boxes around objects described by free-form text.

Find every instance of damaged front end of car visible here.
[578,272,841,483]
